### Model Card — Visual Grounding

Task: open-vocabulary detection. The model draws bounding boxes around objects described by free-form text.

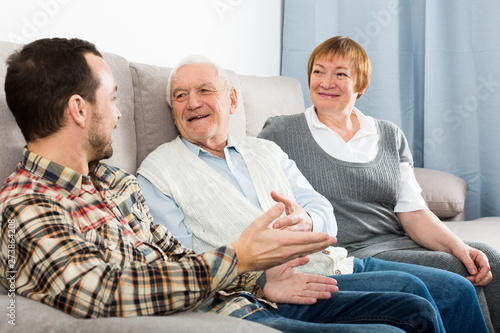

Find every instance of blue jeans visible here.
[350,257,488,333]
[245,286,440,332]
[245,257,487,333]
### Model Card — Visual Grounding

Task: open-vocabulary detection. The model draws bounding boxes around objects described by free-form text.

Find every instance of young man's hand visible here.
[232,203,336,274]
[263,256,338,304]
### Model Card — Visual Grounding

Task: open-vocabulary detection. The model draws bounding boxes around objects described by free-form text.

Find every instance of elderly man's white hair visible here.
[166,55,233,107]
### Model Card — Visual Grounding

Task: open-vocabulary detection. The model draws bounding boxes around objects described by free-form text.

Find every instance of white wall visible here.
[0,0,282,76]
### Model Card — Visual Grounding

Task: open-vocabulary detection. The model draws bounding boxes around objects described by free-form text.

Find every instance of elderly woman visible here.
[258,36,500,332]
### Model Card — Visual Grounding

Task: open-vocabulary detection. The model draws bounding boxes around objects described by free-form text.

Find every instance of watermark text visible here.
[6,219,17,326]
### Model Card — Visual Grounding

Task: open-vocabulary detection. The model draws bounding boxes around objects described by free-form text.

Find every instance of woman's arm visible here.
[397,209,492,286]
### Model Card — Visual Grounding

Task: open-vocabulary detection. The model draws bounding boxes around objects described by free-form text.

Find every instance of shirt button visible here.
[335,270,342,275]
[322,249,330,255]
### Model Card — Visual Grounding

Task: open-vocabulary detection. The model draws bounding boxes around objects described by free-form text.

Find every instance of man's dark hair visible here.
[4,38,103,142]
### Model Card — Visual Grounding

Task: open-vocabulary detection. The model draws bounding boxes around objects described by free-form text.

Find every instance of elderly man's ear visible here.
[229,88,238,115]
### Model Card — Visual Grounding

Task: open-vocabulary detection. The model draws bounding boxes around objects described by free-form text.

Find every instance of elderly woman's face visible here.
[309,54,360,115]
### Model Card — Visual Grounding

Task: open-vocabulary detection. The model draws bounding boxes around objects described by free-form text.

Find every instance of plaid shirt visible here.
[0,148,269,319]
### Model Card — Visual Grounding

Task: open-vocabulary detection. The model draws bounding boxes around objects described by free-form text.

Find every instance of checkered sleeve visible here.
[1,194,239,319]
[219,271,267,299]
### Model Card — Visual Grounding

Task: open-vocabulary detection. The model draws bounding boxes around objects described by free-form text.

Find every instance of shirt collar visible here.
[352,108,377,135]
[20,147,116,196]
[306,105,377,135]
[180,135,239,157]
[21,147,86,196]
[89,162,117,190]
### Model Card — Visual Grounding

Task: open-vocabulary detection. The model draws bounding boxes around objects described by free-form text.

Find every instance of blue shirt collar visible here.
[180,135,239,157]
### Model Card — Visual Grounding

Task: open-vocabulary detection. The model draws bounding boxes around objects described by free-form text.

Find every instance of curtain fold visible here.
[281,0,500,219]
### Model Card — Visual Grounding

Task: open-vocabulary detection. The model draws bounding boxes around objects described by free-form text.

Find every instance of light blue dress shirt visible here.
[138,136,337,249]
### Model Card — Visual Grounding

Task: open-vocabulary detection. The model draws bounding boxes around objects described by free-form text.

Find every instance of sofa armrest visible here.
[413,168,468,221]
[443,217,500,252]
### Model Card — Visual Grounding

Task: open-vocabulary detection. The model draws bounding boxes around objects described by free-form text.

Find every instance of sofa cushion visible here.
[443,217,500,252]
[239,75,305,136]
[0,293,279,333]
[0,42,25,184]
[414,167,468,219]
[129,62,177,170]
[129,62,246,171]
[102,53,137,174]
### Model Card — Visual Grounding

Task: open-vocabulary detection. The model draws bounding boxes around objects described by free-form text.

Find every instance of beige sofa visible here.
[0,40,498,332]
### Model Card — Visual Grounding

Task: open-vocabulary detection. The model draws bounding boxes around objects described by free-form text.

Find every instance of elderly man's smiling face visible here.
[170,63,237,150]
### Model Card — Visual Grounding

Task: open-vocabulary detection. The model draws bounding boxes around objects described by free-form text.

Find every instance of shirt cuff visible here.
[394,201,428,213]
[308,210,322,233]
[308,210,337,235]
[204,245,240,292]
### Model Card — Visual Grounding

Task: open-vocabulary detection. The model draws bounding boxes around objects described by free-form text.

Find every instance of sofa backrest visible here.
[0,42,24,184]
[0,40,305,182]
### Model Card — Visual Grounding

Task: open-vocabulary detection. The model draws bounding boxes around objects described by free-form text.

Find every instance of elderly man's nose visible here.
[187,93,201,109]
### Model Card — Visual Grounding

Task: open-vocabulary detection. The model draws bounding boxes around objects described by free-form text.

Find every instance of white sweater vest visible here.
[138,136,353,276]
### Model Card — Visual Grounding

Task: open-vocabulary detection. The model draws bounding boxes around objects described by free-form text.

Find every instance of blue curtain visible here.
[281,0,500,219]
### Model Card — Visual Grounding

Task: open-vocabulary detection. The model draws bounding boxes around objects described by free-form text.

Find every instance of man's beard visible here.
[87,110,114,162]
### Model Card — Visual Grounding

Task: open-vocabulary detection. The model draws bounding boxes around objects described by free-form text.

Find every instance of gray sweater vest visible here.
[259,113,419,257]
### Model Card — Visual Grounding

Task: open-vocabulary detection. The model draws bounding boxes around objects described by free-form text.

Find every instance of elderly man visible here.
[0,37,381,330]
[137,55,487,333]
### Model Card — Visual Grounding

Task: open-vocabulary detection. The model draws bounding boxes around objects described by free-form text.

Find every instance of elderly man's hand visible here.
[231,203,336,274]
[270,191,314,232]
[263,256,338,304]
